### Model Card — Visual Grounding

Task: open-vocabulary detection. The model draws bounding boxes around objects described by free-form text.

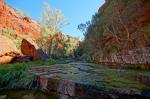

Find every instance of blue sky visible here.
[5,0,105,40]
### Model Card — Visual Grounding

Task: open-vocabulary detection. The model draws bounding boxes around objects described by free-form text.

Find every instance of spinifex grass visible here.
[0,59,56,90]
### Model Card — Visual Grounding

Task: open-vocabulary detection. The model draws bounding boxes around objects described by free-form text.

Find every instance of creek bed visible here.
[30,62,150,99]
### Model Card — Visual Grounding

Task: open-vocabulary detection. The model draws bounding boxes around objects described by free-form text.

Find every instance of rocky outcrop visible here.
[0,35,20,64]
[0,0,40,39]
[21,38,48,60]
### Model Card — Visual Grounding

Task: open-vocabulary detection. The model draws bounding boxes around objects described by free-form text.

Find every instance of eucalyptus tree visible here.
[39,2,68,57]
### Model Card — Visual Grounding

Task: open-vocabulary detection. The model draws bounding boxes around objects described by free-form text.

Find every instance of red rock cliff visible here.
[0,0,40,39]
[98,0,110,12]
[98,0,150,49]
[84,0,150,65]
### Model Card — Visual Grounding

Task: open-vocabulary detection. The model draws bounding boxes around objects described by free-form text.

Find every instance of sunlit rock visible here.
[0,35,20,64]
[21,38,48,60]
[0,0,40,39]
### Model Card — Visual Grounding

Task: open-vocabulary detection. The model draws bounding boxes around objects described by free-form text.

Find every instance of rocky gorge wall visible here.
[0,0,46,64]
[0,0,40,39]
[91,0,150,65]
[100,0,150,49]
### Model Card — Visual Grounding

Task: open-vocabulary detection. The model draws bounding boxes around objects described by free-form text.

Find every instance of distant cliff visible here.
[0,0,40,39]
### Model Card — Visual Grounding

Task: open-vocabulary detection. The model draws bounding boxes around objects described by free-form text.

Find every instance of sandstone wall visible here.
[95,0,150,65]
[0,0,40,39]
[0,35,20,64]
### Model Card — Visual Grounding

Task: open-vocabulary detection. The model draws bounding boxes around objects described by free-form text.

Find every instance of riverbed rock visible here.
[0,35,20,64]
[21,38,48,60]
[32,63,147,99]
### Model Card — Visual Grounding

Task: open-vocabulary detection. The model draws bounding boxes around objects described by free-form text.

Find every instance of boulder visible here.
[0,35,20,64]
[21,38,48,60]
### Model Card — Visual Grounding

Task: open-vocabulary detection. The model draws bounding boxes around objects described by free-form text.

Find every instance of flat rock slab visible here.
[30,63,106,86]
[30,63,111,99]
[30,62,150,99]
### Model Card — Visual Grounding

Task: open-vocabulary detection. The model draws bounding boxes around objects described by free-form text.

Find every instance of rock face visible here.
[0,35,20,64]
[21,38,48,60]
[0,0,40,39]
[99,0,150,50]
[86,0,150,65]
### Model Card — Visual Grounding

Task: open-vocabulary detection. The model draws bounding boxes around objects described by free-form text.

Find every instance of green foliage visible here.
[14,39,21,49]
[52,35,79,58]
[94,64,150,91]
[139,71,150,77]
[40,25,55,37]
[77,21,90,33]
[38,2,69,57]
[124,64,149,70]
[0,63,33,90]
[27,58,56,66]
[0,59,56,90]
[1,29,15,38]
[38,3,79,58]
